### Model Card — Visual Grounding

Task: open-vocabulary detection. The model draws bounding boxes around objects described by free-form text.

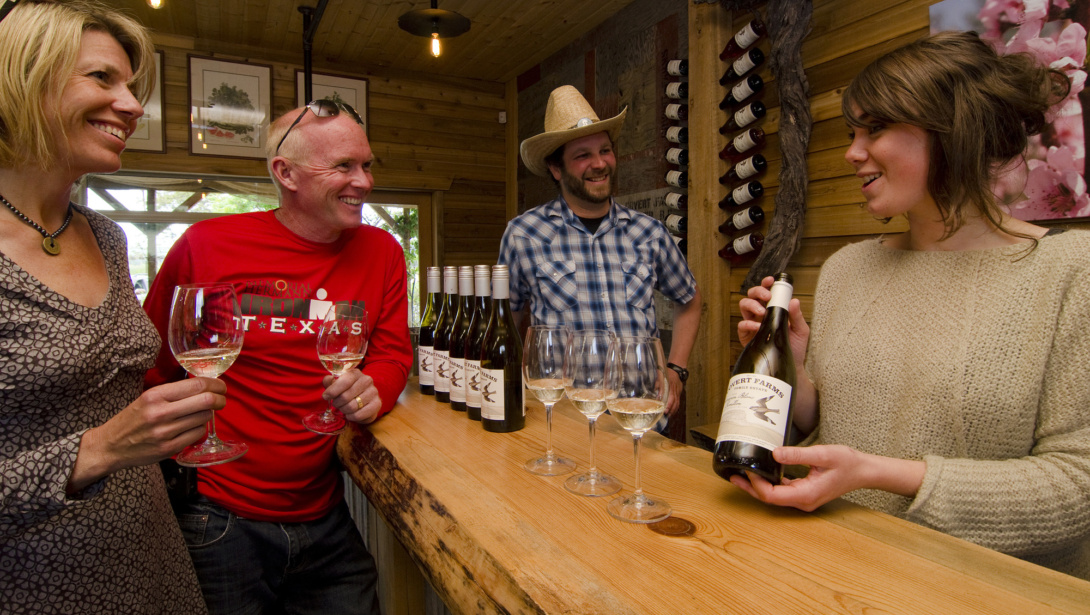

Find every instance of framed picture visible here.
[188,55,272,159]
[295,71,368,134]
[127,50,166,153]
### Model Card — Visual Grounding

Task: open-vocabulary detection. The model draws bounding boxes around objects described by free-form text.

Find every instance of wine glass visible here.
[606,336,671,523]
[168,283,247,467]
[304,303,369,435]
[523,324,576,476]
[563,330,622,496]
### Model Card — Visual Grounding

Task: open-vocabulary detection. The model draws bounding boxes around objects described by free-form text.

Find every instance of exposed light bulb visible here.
[431,32,441,58]
[147,0,163,8]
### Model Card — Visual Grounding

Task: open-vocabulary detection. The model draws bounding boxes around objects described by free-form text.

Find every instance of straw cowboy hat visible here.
[519,85,628,177]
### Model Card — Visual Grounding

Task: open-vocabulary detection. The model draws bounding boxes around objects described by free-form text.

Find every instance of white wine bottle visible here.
[480,265,525,433]
[433,266,458,403]
[449,266,474,412]
[713,273,796,484]
[465,265,492,421]
[417,266,441,395]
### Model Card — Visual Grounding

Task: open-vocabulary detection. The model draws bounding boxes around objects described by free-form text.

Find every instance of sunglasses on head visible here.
[275,100,364,155]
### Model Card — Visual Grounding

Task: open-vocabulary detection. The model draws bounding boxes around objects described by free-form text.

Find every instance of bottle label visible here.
[481,368,523,420]
[666,126,684,143]
[715,373,793,450]
[731,79,756,103]
[466,359,483,407]
[667,60,685,76]
[418,344,435,386]
[732,234,758,254]
[666,170,685,188]
[666,148,685,165]
[733,130,758,153]
[732,184,757,206]
[665,104,684,120]
[450,357,466,403]
[734,105,758,129]
[734,22,760,49]
[665,82,684,99]
[732,52,758,77]
[733,208,756,230]
[665,192,684,208]
[665,214,684,234]
[736,157,759,180]
[434,349,451,393]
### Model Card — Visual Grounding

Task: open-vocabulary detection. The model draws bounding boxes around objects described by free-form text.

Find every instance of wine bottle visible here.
[718,205,765,234]
[665,147,689,166]
[719,48,765,85]
[665,213,687,235]
[719,154,767,185]
[719,74,764,110]
[665,81,688,100]
[718,181,763,209]
[666,59,688,77]
[719,101,766,134]
[433,266,458,403]
[480,265,525,433]
[718,232,764,259]
[719,18,767,61]
[417,266,442,395]
[665,192,688,211]
[664,103,688,121]
[465,264,492,421]
[671,235,687,255]
[719,128,766,161]
[666,170,687,189]
[448,266,474,412]
[665,126,688,144]
[713,272,796,484]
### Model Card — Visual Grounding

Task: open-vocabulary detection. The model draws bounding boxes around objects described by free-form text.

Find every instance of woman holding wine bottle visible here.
[733,31,1090,580]
[0,1,225,612]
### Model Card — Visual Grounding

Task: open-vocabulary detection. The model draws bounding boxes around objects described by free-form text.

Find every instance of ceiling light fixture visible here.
[398,0,470,59]
[147,0,163,8]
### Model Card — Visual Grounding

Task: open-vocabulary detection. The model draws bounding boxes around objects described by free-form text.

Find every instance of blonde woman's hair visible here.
[0,0,155,169]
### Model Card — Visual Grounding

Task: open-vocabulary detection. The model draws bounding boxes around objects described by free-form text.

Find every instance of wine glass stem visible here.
[544,402,555,458]
[587,417,598,472]
[324,375,339,418]
[205,410,221,443]
[632,433,643,496]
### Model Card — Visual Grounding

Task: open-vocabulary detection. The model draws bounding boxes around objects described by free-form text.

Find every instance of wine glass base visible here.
[303,412,346,435]
[607,493,671,524]
[524,455,576,476]
[176,440,248,468]
[564,471,622,497]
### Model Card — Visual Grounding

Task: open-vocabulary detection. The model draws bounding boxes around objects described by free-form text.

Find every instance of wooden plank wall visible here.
[119,34,508,273]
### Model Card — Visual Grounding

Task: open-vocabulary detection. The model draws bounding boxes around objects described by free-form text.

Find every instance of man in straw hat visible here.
[498,85,701,420]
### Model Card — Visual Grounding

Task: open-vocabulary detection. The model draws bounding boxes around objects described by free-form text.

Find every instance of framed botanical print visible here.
[188,55,272,159]
[295,70,369,134]
[127,50,166,153]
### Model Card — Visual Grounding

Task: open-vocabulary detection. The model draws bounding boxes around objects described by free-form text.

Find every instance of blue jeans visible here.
[174,496,380,615]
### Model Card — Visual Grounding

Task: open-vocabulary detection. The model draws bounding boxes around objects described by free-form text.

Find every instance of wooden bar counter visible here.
[338,382,1090,614]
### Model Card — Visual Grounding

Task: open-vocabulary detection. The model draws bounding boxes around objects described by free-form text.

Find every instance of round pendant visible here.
[42,236,60,255]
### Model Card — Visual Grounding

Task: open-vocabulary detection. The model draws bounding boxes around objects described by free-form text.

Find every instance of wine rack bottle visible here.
[719,128,766,161]
[719,154,767,185]
[719,18,767,61]
[449,266,474,412]
[718,180,764,209]
[666,59,688,77]
[718,232,764,259]
[665,147,689,166]
[666,170,688,189]
[713,273,796,484]
[718,205,765,234]
[465,264,491,421]
[719,101,766,134]
[665,192,688,211]
[665,126,688,144]
[719,48,765,85]
[418,266,441,395]
[433,266,458,403]
[665,213,687,235]
[480,265,525,433]
[719,74,764,110]
[671,235,688,255]
[665,81,688,100]
[664,103,688,121]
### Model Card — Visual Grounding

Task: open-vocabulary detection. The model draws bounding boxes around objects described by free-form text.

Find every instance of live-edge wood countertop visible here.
[338,380,1090,615]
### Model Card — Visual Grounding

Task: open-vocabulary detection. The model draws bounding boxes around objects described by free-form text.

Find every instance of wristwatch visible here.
[666,362,689,383]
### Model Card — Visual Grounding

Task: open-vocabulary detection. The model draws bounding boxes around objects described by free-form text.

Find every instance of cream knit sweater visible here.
[806,232,1090,580]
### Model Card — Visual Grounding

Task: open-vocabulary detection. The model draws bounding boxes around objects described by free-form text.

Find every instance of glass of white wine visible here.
[606,336,671,523]
[169,283,247,467]
[523,324,575,476]
[563,330,622,496]
[304,303,368,435]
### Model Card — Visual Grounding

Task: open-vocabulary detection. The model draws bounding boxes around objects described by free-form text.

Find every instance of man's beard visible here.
[560,166,616,204]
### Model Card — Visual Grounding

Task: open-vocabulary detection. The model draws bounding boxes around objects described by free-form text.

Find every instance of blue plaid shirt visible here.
[497,197,697,338]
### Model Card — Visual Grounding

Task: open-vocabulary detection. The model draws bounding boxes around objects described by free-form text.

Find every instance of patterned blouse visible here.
[0,205,207,614]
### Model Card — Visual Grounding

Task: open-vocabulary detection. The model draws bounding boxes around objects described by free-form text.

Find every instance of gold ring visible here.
[354,395,364,410]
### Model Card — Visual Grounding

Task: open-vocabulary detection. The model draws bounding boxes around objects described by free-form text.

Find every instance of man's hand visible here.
[324,369,383,424]
[665,368,683,416]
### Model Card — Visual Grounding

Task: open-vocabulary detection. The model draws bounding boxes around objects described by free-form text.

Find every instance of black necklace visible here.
[0,192,73,256]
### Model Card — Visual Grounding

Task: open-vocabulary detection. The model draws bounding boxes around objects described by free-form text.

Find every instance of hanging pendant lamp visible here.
[398,0,470,58]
